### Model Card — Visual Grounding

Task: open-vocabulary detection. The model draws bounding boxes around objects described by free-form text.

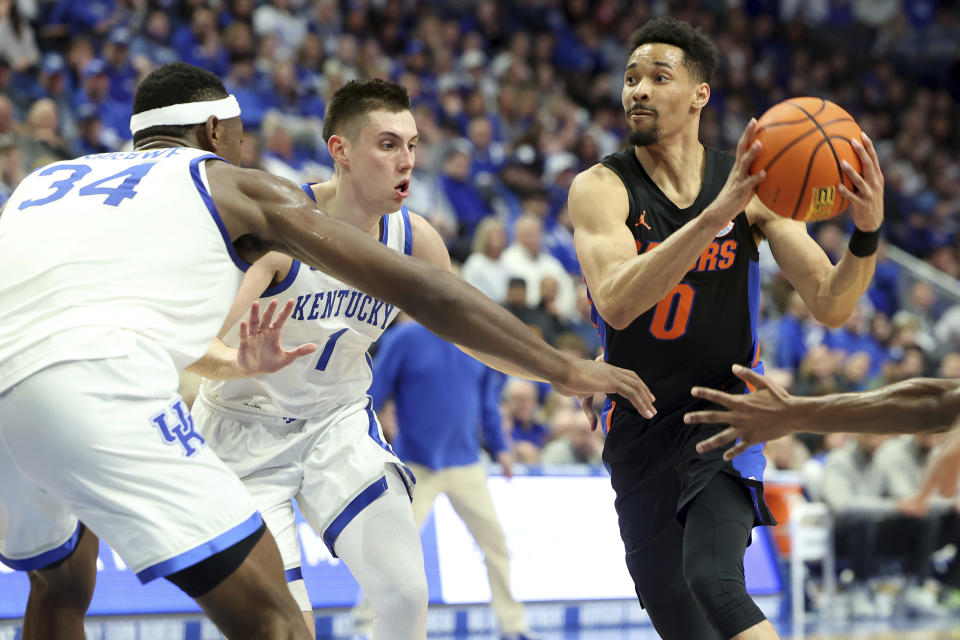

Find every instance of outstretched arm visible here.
[207,162,654,414]
[685,365,960,460]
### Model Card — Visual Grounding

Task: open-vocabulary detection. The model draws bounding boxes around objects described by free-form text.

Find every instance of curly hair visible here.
[628,17,719,83]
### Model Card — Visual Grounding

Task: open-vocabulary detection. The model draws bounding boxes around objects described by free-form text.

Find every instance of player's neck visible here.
[134,136,193,151]
[634,132,705,208]
[312,173,384,238]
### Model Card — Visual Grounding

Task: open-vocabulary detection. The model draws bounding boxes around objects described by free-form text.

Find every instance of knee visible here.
[27,565,96,613]
[681,546,748,607]
[371,572,428,620]
[625,547,689,608]
[681,549,716,603]
[681,548,764,638]
[27,528,98,613]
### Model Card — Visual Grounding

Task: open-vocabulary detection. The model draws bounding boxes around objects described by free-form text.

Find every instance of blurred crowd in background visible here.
[2,1,960,576]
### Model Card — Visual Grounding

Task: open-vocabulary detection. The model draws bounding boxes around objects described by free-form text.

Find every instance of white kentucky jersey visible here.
[0,147,246,392]
[202,186,413,420]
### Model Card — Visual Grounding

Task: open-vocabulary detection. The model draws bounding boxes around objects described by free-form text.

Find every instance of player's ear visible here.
[201,115,220,153]
[327,134,349,167]
[692,82,710,111]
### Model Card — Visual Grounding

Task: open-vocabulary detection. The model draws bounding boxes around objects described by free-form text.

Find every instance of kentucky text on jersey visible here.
[289,288,395,329]
[637,239,739,273]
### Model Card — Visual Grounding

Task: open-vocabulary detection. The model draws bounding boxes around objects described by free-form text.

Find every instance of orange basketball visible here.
[749,97,862,222]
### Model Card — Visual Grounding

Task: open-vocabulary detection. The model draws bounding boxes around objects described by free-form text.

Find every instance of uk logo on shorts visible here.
[150,399,206,457]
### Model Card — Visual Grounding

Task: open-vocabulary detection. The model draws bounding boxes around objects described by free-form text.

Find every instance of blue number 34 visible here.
[18,162,157,210]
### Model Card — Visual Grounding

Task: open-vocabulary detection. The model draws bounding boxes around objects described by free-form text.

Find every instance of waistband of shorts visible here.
[194,392,304,426]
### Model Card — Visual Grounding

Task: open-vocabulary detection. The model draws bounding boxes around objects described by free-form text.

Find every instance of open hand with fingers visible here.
[684,364,804,460]
[555,358,656,420]
[235,299,319,377]
[704,118,766,231]
[838,132,884,233]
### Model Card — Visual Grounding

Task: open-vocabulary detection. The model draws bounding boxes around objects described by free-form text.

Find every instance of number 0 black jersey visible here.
[590,146,762,462]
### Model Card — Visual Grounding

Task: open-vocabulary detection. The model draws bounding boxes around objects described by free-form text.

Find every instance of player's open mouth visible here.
[394,180,410,198]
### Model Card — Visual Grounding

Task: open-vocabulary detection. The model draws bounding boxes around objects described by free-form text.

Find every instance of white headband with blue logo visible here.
[129,95,241,135]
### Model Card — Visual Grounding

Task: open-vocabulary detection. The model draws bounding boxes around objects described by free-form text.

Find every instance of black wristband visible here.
[848,227,880,257]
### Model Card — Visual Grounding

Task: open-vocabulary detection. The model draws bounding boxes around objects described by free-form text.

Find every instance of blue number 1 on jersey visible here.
[315,328,348,371]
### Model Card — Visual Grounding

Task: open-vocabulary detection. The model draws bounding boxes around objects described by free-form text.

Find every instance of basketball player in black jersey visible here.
[569,17,884,640]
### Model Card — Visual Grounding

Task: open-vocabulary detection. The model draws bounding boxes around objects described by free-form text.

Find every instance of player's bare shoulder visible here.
[255,250,296,283]
[568,162,630,229]
[205,161,304,210]
[407,210,452,269]
[205,161,322,259]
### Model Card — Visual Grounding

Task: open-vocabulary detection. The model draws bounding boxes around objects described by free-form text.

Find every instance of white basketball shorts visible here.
[0,336,260,582]
[192,395,414,577]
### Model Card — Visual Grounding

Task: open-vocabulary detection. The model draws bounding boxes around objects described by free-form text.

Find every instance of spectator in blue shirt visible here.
[46,0,118,39]
[172,6,228,76]
[867,243,901,317]
[367,320,533,640]
[439,147,493,240]
[504,378,549,464]
[129,10,179,68]
[72,59,129,145]
[103,28,137,104]
[31,53,77,141]
[825,303,890,380]
[224,52,268,130]
[71,103,109,157]
[467,116,505,183]
[775,290,816,371]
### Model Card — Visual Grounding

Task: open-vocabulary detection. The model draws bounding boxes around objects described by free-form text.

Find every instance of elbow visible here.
[593,297,632,331]
[810,306,847,329]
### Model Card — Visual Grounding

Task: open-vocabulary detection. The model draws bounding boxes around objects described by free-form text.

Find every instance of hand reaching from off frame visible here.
[235,299,318,377]
[684,364,804,460]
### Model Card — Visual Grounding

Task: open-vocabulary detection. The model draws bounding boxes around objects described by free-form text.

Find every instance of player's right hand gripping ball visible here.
[749,97,863,222]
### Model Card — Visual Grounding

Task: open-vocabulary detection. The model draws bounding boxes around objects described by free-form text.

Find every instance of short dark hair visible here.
[321,79,411,142]
[627,17,718,83]
[132,62,229,145]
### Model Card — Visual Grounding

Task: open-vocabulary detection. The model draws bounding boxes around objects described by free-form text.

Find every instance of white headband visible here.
[130,95,242,135]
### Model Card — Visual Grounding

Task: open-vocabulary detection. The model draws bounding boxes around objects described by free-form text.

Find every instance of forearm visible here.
[795,378,960,434]
[595,212,728,326]
[809,250,877,326]
[185,338,243,380]
[273,215,574,385]
[459,346,547,382]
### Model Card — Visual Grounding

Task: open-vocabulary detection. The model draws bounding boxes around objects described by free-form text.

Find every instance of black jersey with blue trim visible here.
[590,146,762,459]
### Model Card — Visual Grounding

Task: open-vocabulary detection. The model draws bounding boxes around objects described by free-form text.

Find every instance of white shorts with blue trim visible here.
[192,395,414,579]
[0,337,261,581]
